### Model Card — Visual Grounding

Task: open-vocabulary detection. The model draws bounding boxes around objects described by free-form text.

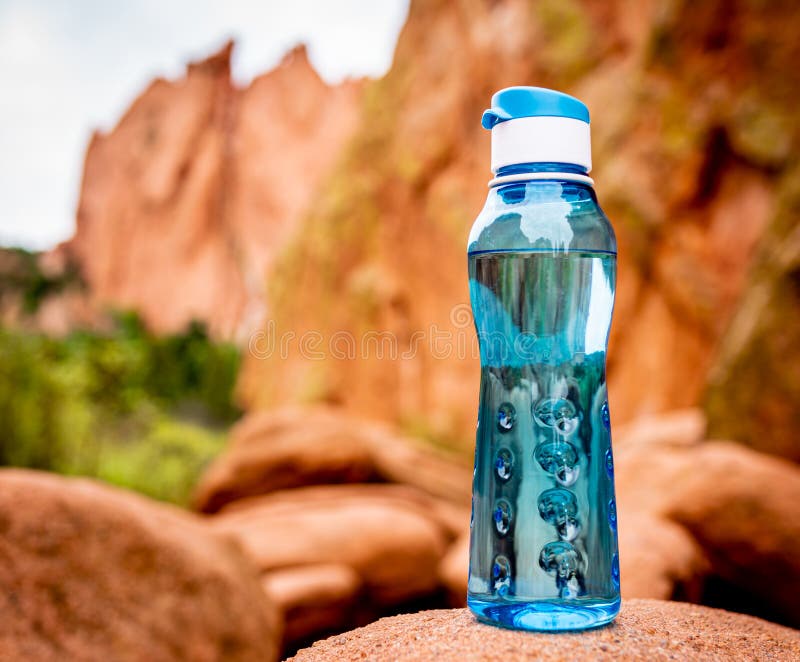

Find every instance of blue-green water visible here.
[467,249,620,631]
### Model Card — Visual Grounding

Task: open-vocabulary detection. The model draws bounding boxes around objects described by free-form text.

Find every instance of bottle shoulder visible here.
[468,181,616,255]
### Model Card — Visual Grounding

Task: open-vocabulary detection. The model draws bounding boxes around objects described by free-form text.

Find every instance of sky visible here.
[0,0,409,250]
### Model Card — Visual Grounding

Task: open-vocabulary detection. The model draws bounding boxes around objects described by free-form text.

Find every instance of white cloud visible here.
[0,0,409,249]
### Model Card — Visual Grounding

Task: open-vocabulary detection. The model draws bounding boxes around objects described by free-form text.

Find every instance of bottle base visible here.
[468,595,621,632]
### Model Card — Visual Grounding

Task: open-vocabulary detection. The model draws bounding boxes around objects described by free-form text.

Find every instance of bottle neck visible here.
[489,162,593,189]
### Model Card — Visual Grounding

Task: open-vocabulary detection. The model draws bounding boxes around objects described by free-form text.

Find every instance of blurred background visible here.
[0,0,798,659]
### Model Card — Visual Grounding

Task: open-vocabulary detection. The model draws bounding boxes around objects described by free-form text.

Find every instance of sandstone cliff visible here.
[61,1,800,458]
[64,42,362,340]
[238,0,800,456]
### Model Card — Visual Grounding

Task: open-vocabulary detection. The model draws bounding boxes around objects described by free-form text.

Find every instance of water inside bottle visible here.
[467,249,620,631]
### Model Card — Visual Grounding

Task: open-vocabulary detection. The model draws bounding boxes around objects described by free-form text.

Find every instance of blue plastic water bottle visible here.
[467,87,620,631]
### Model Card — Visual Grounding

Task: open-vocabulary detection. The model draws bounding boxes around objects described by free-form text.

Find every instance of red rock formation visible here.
[58,1,799,455]
[64,42,361,339]
[193,406,800,644]
[211,484,454,607]
[262,564,362,651]
[236,0,800,455]
[192,406,472,513]
[191,407,471,650]
[0,469,280,661]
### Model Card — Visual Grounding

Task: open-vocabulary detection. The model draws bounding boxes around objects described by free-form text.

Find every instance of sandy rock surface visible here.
[288,600,800,662]
[0,469,280,662]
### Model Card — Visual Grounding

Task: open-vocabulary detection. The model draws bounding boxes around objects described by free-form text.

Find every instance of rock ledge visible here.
[288,599,799,662]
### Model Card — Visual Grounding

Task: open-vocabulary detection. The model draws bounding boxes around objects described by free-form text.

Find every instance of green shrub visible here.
[87,417,226,504]
[0,315,239,504]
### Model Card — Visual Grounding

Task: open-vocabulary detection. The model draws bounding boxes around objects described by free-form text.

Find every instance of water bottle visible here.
[467,87,620,631]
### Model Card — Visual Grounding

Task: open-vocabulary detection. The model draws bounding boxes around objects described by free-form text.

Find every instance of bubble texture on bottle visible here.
[533,398,579,435]
[495,448,514,482]
[605,448,614,479]
[493,499,512,536]
[608,498,617,532]
[497,403,516,432]
[492,555,512,594]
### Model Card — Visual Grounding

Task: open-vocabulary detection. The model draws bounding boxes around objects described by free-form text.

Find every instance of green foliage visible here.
[0,314,240,503]
[0,247,83,313]
[89,418,226,504]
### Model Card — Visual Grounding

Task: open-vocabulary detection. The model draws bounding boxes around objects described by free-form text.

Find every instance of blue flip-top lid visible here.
[481,86,590,130]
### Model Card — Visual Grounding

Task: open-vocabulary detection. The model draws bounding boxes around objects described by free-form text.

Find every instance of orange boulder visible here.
[0,469,280,662]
